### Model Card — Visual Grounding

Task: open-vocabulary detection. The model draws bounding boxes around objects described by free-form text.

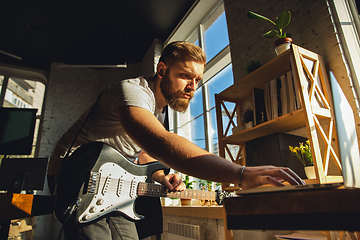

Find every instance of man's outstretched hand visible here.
[241,165,305,190]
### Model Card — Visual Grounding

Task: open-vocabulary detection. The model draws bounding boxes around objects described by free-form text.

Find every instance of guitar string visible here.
[91,176,216,200]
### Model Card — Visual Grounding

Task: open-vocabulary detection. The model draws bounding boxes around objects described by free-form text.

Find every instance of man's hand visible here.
[241,165,305,190]
[137,151,186,191]
[154,172,186,192]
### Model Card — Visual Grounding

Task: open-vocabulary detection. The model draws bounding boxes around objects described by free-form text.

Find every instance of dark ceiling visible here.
[0,1,196,72]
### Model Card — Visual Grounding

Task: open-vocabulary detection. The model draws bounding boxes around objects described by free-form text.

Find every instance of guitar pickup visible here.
[102,174,112,195]
[129,178,137,198]
[116,176,124,197]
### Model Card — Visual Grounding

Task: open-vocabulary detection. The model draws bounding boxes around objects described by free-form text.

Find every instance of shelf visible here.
[222,109,305,145]
[216,45,342,184]
[162,206,224,219]
[218,49,292,102]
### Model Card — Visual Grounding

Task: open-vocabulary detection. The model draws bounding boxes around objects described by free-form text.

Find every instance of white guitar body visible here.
[54,142,170,225]
[78,162,147,223]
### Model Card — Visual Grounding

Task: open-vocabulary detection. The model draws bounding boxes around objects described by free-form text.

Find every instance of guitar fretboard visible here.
[137,182,216,201]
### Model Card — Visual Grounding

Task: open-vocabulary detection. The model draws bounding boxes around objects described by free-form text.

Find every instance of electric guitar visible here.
[54,141,228,225]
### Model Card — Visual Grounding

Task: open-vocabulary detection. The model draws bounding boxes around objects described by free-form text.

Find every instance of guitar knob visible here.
[89,206,97,213]
[82,214,89,221]
[96,198,104,205]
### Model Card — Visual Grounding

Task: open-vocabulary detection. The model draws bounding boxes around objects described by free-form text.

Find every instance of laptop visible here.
[236,71,360,195]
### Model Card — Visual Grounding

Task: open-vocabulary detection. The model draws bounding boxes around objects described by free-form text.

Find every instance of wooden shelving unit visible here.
[215,45,343,187]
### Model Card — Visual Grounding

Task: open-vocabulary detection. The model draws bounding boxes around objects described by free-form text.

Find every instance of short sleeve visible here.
[105,77,155,113]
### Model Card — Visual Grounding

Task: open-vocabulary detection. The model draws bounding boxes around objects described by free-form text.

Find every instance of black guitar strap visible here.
[164,105,169,131]
[62,91,104,163]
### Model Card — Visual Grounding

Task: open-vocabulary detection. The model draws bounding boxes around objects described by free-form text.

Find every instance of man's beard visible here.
[160,72,194,113]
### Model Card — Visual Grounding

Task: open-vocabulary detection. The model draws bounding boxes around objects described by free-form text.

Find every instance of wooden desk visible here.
[0,193,54,240]
[0,193,54,221]
[224,187,360,231]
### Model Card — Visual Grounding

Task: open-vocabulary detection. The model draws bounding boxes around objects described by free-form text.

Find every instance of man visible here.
[48,41,304,240]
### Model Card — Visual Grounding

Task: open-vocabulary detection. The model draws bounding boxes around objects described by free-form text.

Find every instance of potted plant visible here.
[242,108,254,129]
[289,140,315,179]
[248,10,292,55]
[198,179,215,206]
[244,60,262,74]
[180,175,195,206]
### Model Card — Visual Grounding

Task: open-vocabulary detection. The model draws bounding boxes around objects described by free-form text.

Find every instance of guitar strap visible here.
[163,105,169,131]
[62,91,104,163]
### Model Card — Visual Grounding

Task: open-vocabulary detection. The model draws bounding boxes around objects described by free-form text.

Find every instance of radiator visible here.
[166,222,200,240]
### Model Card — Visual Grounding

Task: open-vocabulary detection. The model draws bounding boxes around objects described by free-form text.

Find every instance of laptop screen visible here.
[330,71,360,188]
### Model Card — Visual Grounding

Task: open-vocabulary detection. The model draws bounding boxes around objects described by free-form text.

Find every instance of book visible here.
[264,82,271,120]
[280,74,288,115]
[286,71,296,112]
[270,79,278,119]
[290,57,302,109]
[251,88,267,125]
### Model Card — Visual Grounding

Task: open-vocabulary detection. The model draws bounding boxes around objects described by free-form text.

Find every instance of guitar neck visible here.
[137,182,217,201]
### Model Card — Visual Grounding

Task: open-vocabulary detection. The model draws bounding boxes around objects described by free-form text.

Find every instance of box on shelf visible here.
[245,132,307,179]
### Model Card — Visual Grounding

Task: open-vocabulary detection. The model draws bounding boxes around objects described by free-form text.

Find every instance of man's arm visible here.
[116,106,304,190]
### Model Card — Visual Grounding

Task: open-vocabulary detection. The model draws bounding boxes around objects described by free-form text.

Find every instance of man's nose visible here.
[187,79,197,91]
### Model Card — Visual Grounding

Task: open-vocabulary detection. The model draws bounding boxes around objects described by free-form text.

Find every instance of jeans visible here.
[64,212,139,240]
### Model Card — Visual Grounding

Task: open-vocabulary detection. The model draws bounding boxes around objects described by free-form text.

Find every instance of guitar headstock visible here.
[215,190,231,205]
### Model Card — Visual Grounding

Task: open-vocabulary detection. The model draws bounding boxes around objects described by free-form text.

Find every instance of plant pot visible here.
[180,199,191,206]
[274,37,292,55]
[245,121,253,129]
[171,198,179,206]
[304,166,316,179]
[232,125,245,134]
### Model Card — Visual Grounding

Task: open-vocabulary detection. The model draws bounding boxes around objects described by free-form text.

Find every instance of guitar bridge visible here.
[87,172,100,194]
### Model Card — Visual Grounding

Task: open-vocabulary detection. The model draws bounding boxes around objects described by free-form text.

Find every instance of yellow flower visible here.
[289,140,313,167]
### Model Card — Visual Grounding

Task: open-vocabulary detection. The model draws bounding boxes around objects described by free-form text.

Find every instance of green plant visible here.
[242,108,254,123]
[199,179,213,191]
[244,60,262,74]
[248,11,291,38]
[182,175,195,189]
[289,140,313,167]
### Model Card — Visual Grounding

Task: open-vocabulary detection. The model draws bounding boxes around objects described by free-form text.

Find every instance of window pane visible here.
[191,115,205,149]
[0,75,3,96]
[177,88,206,149]
[1,77,46,157]
[210,108,218,153]
[188,30,199,46]
[204,12,229,62]
[190,87,203,119]
[208,63,233,109]
[177,115,206,149]
[3,77,45,112]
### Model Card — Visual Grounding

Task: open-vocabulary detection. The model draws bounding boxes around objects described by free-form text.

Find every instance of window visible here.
[330,0,360,111]
[168,1,233,153]
[0,69,47,158]
[165,0,233,192]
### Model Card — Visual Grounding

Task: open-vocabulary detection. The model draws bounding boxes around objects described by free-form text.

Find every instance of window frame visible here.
[0,65,48,157]
[165,0,232,153]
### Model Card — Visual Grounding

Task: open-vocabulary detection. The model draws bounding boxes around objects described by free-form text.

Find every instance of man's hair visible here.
[159,41,206,67]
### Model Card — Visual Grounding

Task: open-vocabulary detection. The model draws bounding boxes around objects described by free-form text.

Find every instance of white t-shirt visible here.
[48,76,165,175]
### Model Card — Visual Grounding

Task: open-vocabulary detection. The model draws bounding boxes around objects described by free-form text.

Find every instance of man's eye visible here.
[181,74,189,78]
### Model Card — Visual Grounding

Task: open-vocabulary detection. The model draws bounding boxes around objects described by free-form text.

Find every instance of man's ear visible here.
[157,62,166,77]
